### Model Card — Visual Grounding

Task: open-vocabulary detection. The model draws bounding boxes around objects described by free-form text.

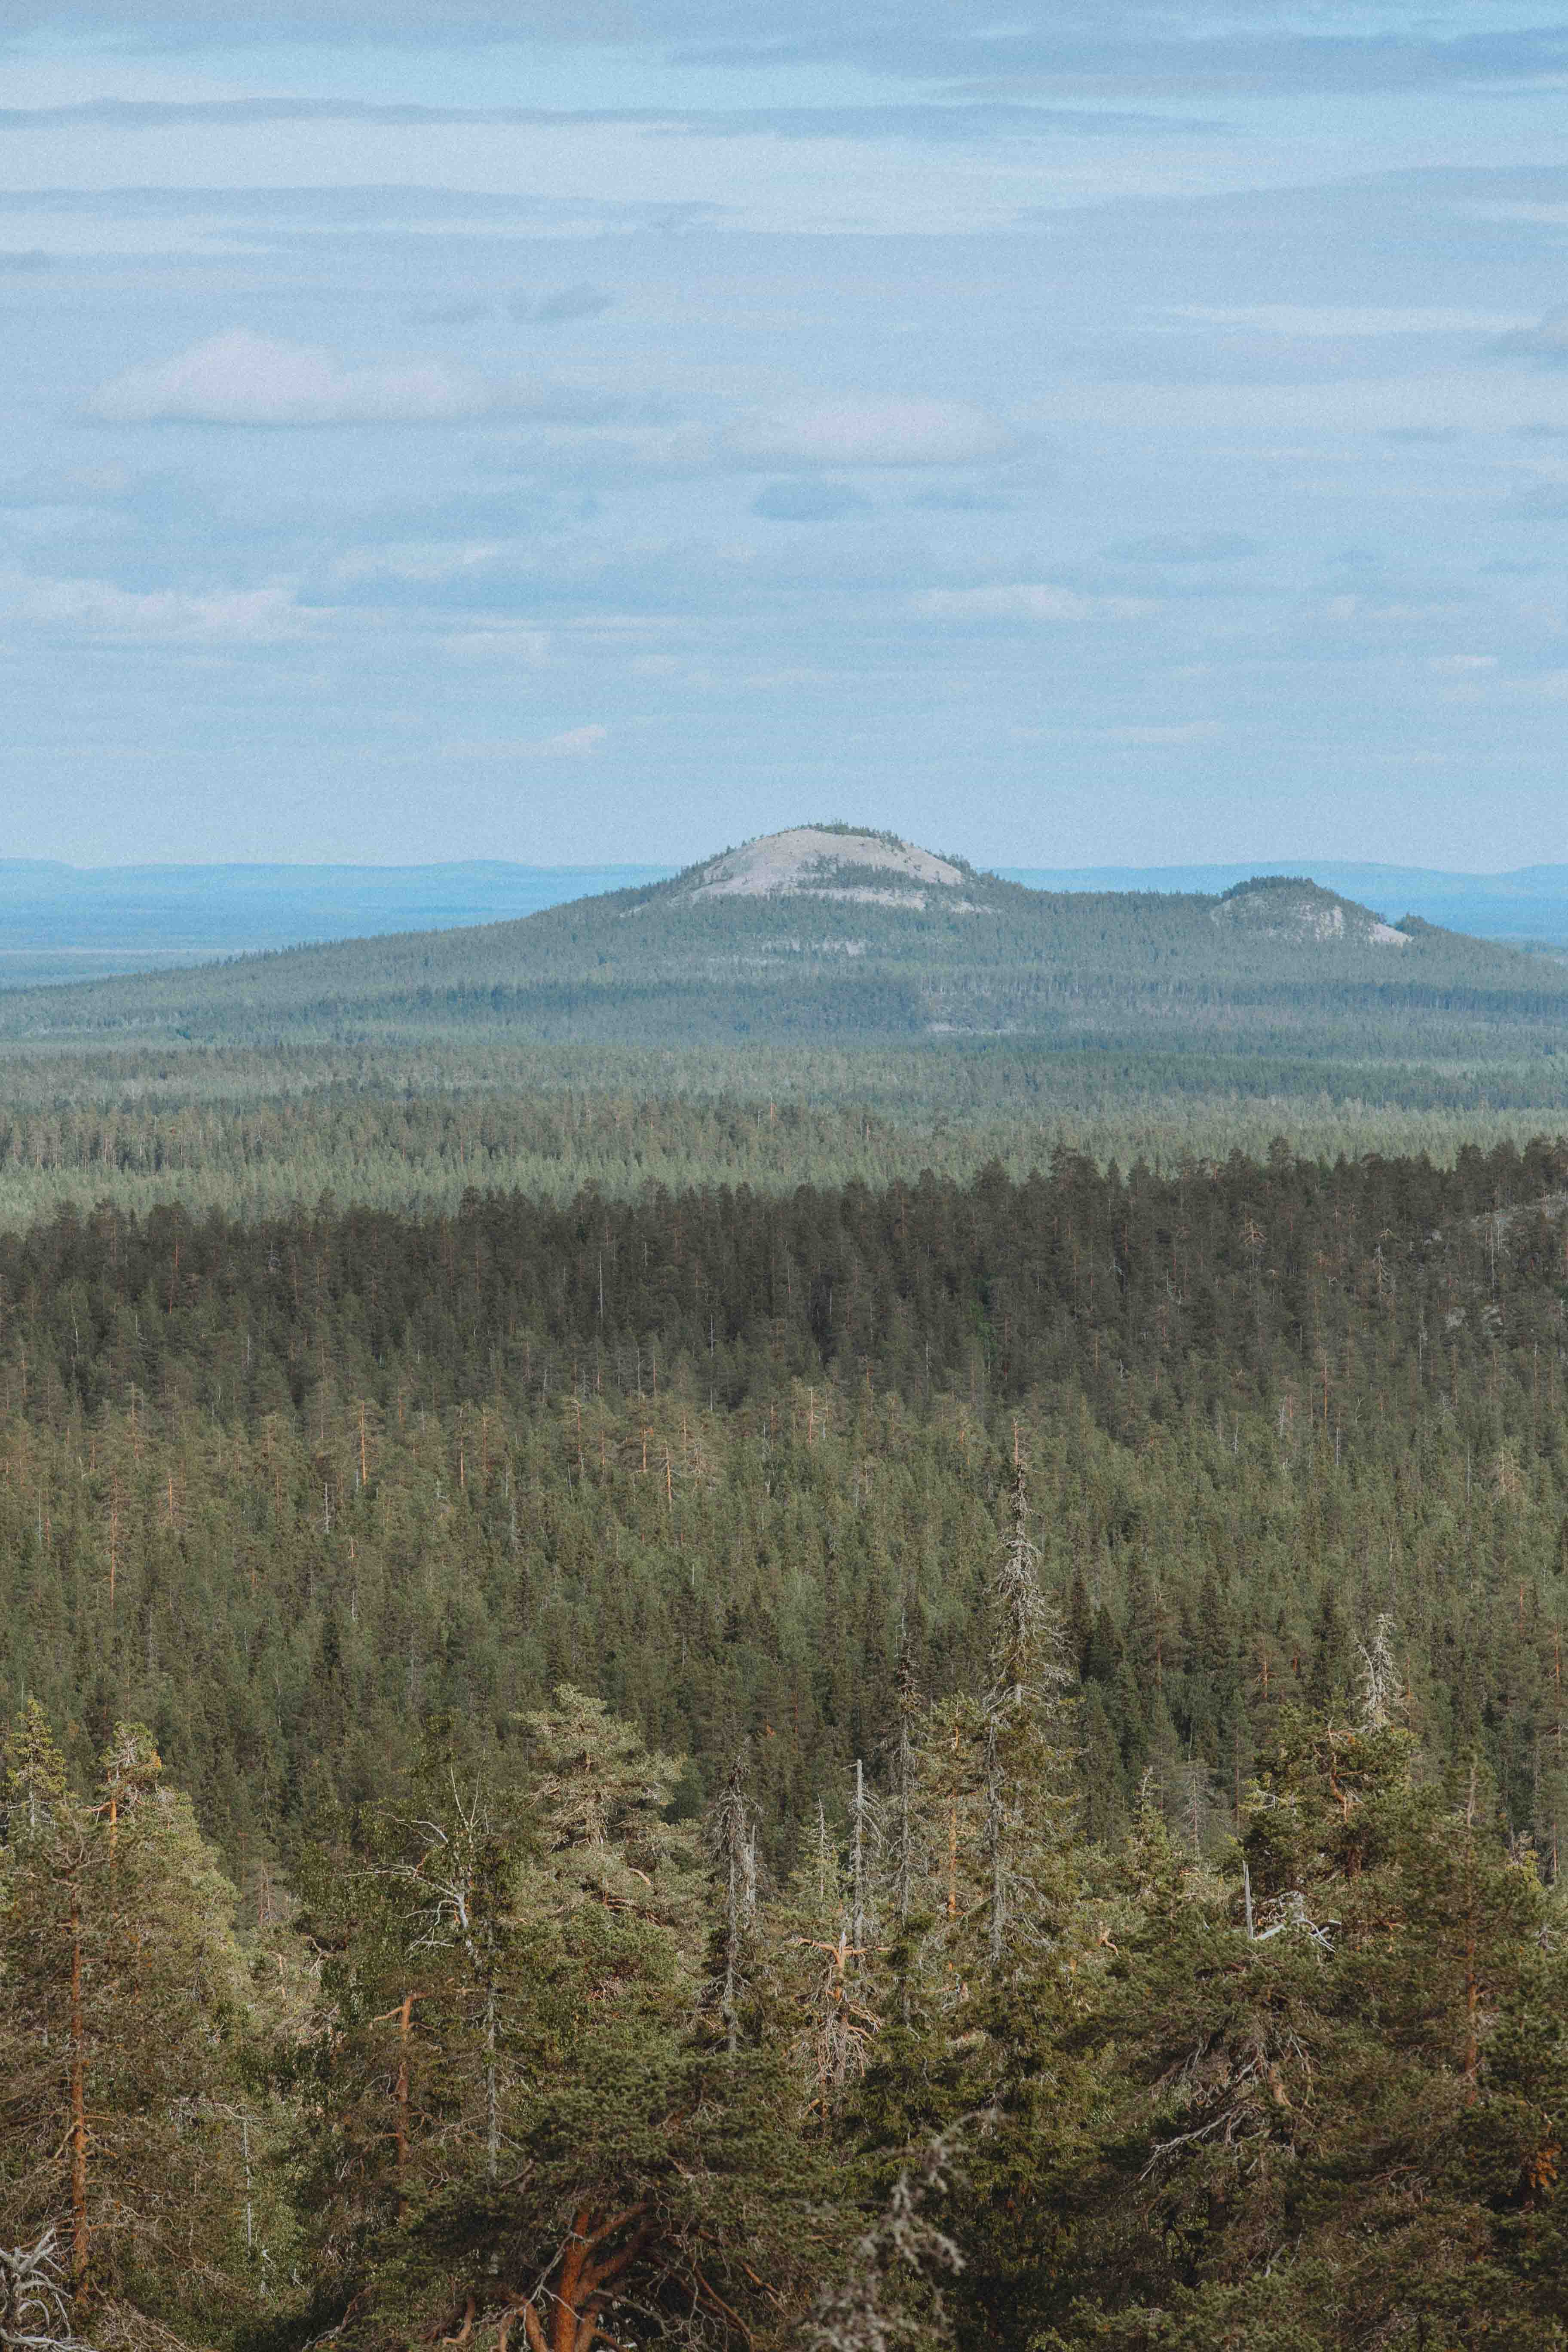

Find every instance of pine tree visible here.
[0,1708,259,2347]
[303,1692,815,2352]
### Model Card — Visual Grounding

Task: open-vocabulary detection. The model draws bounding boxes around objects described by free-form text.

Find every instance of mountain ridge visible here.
[0,824,1556,1064]
[9,844,1568,986]
[1,827,1567,1223]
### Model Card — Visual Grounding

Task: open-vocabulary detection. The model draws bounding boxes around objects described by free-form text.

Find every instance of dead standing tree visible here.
[980,1467,1074,1972]
[379,1774,516,2187]
[804,2122,978,2352]
[707,1750,760,2059]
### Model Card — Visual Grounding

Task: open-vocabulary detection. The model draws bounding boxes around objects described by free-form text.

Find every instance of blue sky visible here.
[6,2,1568,868]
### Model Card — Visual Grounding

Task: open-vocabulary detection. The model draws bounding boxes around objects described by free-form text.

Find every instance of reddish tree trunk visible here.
[70,1882,89,2288]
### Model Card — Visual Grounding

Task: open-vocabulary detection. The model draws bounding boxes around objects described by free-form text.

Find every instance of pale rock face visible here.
[1210,880,1410,948]
[688,828,968,906]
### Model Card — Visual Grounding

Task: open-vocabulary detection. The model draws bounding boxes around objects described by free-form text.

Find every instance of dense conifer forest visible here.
[8,833,1568,1238]
[5,1135,1568,2349]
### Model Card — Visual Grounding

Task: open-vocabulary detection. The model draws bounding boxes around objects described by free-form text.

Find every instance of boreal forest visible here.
[8,828,1568,1228]
[4,835,1568,2352]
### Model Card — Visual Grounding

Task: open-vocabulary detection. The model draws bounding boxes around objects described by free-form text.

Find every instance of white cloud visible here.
[0,570,302,641]
[446,723,608,758]
[443,627,553,666]
[537,723,608,756]
[1427,653,1498,673]
[731,398,1012,468]
[911,584,1153,622]
[331,542,511,586]
[1166,305,1535,338]
[87,331,487,426]
[1101,721,1224,745]
[84,331,643,429]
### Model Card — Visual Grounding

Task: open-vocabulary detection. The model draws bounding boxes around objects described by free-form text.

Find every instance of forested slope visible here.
[5,1136,1568,2352]
[2,837,1559,1059]
[7,834,1568,2350]
[5,830,1568,1226]
[7,1136,1568,1871]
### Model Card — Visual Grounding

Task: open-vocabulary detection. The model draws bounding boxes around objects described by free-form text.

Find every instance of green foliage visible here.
[1037,1724,1568,2351]
[3,1127,1568,2347]
[295,1701,817,2352]
[1,1141,1568,1871]
[6,859,1568,1230]
[0,1714,275,2348]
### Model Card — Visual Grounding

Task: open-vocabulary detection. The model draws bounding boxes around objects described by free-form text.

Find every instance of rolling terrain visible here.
[0,858,670,989]
[1,825,1566,1225]
[0,823,1558,1054]
[5,840,1568,2352]
[11,849,1568,998]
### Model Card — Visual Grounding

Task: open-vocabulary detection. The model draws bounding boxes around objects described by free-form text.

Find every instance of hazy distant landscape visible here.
[2,827,1567,1236]
[0,860,672,986]
[8,852,1568,992]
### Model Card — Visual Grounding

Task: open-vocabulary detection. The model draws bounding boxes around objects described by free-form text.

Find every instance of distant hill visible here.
[1207,874,1410,950]
[9,847,1568,998]
[2,825,1562,1070]
[3,827,1568,1223]
[1001,859,1568,947]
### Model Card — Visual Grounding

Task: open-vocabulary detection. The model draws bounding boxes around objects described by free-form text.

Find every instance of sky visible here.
[6,4,1568,870]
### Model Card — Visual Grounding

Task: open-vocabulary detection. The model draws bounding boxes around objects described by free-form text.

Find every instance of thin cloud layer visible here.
[751,481,870,520]
[12,7,1568,864]
[732,401,1013,468]
[9,2,1568,101]
[508,285,617,324]
[84,332,640,429]
[1,571,303,642]
[912,585,1153,623]
[1494,306,1568,364]
[447,723,608,759]
[1107,533,1260,564]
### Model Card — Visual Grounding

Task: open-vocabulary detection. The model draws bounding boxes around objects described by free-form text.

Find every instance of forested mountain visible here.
[5,1136,1568,2349]
[1009,857,1568,946]
[6,847,1568,2350]
[3,825,1558,1060]
[6,827,1568,1230]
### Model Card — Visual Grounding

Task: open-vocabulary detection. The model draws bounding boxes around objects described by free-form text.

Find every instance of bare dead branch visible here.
[0,2233,95,2352]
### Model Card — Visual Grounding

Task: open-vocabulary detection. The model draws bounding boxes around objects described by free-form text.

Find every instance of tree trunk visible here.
[850,1759,867,1959]
[543,2205,650,2352]
[985,1716,1005,1969]
[69,1880,89,2290]
[484,1978,499,2183]
[395,1991,413,2213]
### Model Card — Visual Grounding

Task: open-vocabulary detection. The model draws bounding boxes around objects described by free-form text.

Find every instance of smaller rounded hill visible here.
[1212,874,1410,949]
